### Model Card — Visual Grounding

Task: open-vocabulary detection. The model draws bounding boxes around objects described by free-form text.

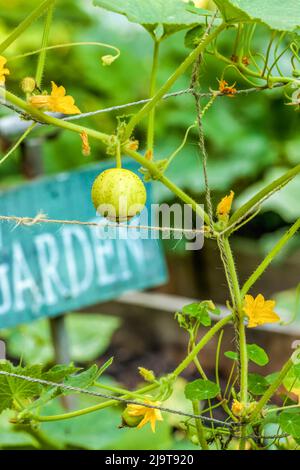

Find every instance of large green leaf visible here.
[279,411,300,438]
[247,344,269,366]
[93,0,211,35]
[185,378,220,400]
[214,0,300,31]
[248,373,269,395]
[224,344,269,366]
[0,362,42,413]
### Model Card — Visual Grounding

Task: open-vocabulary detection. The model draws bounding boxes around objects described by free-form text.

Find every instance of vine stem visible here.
[3,91,210,225]
[35,0,55,87]
[124,22,226,140]
[173,314,233,377]
[146,39,160,159]
[3,89,111,144]
[192,400,209,450]
[36,383,157,422]
[34,315,232,422]
[241,217,300,297]
[213,49,294,85]
[219,237,248,450]
[0,123,36,165]
[221,238,247,403]
[124,146,210,225]
[229,164,300,226]
[0,0,56,54]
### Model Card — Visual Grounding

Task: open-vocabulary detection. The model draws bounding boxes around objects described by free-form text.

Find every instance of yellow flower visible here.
[48,82,80,114]
[29,81,80,115]
[218,79,237,98]
[231,399,244,417]
[243,294,280,328]
[216,190,234,219]
[126,400,163,432]
[0,56,10,85]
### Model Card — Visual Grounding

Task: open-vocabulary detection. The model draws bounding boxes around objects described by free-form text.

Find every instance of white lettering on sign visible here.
[62,226,94,298]
[12,242,43,312]
[0,225,150,317]
[35,233,69,305]
[90,228,117,286]
[0,264,11,315]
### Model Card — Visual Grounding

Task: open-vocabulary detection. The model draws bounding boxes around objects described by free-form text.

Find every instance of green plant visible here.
[0,0,300,451]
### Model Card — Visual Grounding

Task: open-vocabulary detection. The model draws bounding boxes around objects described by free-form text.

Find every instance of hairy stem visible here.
[125,23,226,139]
[229,164,300,226]
[35,0,55,87]
[146,39,160,158]
[249,358,294,422]
[192,400,209,450]
[124,146,210,225]
[242,218,300,297]
[173,314,233,377]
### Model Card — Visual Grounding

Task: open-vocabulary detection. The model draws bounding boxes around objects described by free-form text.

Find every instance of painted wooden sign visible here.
[0,161,167,328]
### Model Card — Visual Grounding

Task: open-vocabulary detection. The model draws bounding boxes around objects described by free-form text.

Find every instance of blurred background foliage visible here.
[0,0,299,260]
[0,0,300,450]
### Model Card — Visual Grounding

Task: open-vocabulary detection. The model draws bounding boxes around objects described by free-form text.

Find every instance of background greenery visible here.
[0,0,300,450]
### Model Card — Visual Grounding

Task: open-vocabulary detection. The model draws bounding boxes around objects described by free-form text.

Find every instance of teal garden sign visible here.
[0,161,167,328]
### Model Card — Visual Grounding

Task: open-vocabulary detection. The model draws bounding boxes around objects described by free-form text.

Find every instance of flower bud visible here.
[138,367,156,383]
[21,77,36,94]
[101,55,117,66]
[121,408,143,428]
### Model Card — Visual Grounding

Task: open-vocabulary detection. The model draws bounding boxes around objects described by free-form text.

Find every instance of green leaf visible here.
[214,0,300,32]
[182,301,218,326]
[64,365,102,391]
[279,411,300,438]
[224,351,238,361]
[184,25,205,49]
[42,364,81,383]
[247,344,269,366]
[283,364,300,392]
[93,0,210,36]
[248,373,269,395]
[266,372,280,384]
[185,379,220,401]
[0,362,42,413]
[98,357,114,377]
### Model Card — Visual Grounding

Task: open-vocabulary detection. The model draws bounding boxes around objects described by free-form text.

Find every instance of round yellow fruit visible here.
[91,168,147,221]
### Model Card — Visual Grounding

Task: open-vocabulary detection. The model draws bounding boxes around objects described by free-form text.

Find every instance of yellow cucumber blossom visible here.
[243,294,280,328]
[216,190,234,220]
[126,400,163,433]
[0,56,10,85]
[231,399,244,417]
[29,81,80,115]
